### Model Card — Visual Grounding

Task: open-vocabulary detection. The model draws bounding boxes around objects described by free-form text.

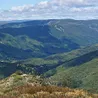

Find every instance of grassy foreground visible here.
[0,84,98,98]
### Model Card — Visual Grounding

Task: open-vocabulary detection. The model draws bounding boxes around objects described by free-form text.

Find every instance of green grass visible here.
[48,58,98,93]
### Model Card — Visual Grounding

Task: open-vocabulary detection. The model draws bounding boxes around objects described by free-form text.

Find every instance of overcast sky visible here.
[0,0,98,20]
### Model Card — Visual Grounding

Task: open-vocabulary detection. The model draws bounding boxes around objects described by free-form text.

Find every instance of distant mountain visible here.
[0,21,10,26]
[1,19,98,60]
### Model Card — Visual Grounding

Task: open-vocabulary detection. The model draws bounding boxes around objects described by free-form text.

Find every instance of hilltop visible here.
[0,72,98,98]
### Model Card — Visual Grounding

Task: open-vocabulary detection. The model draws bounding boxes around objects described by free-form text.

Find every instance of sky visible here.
[0,0,49,9]
[0,0,98,20]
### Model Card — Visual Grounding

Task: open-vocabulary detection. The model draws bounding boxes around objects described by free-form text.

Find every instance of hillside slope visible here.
[0,73,98,98]
[46,53,98,93]
[0,45,98,93]
[0,44,98,78]
[1,19,98,95]
[1,19,98,60]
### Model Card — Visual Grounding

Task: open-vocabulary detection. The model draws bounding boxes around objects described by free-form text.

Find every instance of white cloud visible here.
[0,0,98,20]
[36,1,49,9]
[51,0,87,6]
[11,5,33,12]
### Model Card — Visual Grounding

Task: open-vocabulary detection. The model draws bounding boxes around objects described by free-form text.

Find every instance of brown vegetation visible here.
[0,84,98,98]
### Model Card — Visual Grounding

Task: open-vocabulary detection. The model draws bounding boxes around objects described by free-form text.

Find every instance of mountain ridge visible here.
[1,19,98,96]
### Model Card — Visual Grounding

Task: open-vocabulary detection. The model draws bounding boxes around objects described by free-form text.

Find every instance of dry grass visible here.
[0,84,98,98]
